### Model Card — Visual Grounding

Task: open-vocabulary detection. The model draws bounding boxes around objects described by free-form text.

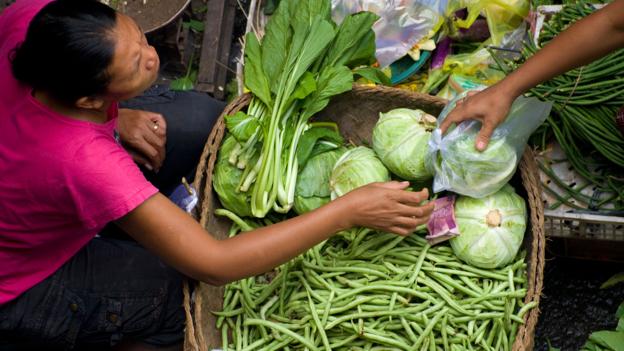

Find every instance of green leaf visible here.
[309,140,340,159]
[601,272,624,289]
[353,66,391,85]
[293,0,331,24]
[296,127,343,168]
[261,0,292,88]
[322,12,379,68]
[169,76,194,91]
[182,20,204,32]
[587,331,624,350]
[281,17,335,100]
[280,16,335,102]
[296,147,345,197]
[225,111,260,142]
[244,33,272,107]
[288,72,317,105]
[344,29,377,67]
[300,65,353,121]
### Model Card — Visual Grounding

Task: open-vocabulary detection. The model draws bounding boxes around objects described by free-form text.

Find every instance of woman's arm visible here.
[116,181,433,285]
[441,0,624,150]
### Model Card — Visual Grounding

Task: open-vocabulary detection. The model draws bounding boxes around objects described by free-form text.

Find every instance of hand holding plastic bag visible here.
[426,90,552,198]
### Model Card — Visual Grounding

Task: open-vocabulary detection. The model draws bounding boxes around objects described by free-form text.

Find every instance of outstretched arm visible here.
[116,181,434,285]
[441,0,624,150]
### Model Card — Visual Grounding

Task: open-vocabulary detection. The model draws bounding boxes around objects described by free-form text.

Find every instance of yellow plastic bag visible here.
[447,0,528,45]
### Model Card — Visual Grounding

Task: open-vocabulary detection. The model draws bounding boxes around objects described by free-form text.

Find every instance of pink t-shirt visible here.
[0,0,158,304]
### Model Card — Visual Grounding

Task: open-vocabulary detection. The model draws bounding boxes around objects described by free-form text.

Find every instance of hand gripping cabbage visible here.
[426,90,552,198]
[330,146,390,199]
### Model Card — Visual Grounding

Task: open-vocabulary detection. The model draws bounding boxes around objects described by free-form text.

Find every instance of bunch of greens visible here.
[216,0,383,218]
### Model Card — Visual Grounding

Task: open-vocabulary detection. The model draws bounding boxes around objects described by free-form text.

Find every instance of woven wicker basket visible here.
[184,85,546,351]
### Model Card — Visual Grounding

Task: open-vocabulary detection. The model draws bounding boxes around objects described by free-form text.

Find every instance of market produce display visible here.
[207,0,544,349]
[215,225,533,351]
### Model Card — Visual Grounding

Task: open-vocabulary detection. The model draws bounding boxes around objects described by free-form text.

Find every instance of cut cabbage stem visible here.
[486,210,502,227]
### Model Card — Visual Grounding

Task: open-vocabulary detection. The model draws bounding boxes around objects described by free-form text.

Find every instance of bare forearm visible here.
[209,198,353,282]
[499,0,624,98]
[119,194,353,285]
[120,184,429,286]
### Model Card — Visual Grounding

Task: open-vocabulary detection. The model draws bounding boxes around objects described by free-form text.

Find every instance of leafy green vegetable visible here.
[585,331,624,351]
[294,147,346,214]
[223,0,379,217]
[372,108,436,182]
[213,135,252,217]
[225,111,260,143]
[601,272,624,289]
[450,184,527,269]
[330,146,390,199]
[353,66,391,85]
[296,125,343,169]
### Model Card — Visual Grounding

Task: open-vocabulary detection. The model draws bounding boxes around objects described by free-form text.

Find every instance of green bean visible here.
[321,290,334,326]
[240,337,267,351]
[474,319,490,344]
[412,308,448,350]
[246,319,320,350]
[265,336,293,351]
[429,332,436,351]
[401,316,419,344]
[418,277,473,315]
[388,292,397,322]
[516,301,538,319]
[221,322,228,351]
[306,291,331,351]
[441,314,450,351]
[303,261,390,279]
[324,304,436,330]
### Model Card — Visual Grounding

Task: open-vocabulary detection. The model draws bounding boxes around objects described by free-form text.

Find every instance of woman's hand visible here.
[117,108,167,171]
[338,181,435,236]
[118,182,435,285]
[440,86,514,151]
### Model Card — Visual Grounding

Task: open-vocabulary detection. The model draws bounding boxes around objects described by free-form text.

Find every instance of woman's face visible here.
[105,13,160,101]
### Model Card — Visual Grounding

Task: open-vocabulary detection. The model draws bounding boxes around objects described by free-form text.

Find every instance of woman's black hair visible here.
[10,0,117,104]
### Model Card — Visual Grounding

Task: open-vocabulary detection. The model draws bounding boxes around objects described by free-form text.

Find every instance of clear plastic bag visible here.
[426,90,552,198]
[331,0,448,68]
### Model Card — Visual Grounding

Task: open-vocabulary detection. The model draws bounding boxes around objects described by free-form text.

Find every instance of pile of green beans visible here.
[495,1,624,210]
[214,227,535,351]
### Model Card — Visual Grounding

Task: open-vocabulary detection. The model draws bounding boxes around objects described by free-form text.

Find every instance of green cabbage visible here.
[294,148,346,214]
[450,185,527,269]
[330,146,390,199]
[213,135,252,217]
[429,133,517,198]
[372,108,435,181]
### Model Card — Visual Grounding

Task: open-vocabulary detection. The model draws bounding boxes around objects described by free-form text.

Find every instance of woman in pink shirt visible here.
[0,1,434,350]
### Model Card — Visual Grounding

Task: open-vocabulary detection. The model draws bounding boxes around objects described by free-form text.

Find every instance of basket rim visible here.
[187,85,545,351]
